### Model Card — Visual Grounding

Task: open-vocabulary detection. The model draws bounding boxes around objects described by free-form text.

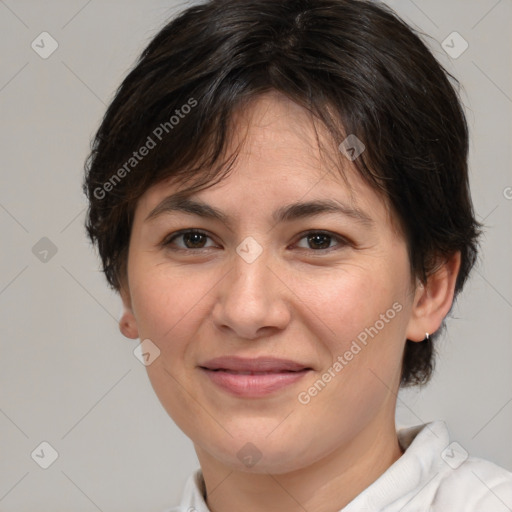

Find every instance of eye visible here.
[163,229,217,250]
[162,229,349,253]
[294,231,347,251]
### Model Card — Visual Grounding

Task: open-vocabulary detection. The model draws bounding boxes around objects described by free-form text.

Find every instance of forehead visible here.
[135,91,392,225]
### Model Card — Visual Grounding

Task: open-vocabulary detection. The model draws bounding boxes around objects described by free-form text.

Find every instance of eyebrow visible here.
[145,194,374,228]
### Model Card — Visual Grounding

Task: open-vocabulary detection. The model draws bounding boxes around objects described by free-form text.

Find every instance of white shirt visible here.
[165,421,512,511]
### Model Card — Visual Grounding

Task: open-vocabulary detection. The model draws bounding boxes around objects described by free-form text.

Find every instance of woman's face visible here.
[121,91,425,473]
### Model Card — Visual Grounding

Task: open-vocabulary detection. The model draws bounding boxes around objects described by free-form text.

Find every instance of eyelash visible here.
[162,229,349,253]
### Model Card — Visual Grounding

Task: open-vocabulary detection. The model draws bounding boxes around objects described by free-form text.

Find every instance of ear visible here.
[119,283,139,340]
[406,251,461,342]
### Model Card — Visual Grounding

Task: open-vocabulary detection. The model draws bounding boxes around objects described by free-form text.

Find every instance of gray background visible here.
[0,1,511,511]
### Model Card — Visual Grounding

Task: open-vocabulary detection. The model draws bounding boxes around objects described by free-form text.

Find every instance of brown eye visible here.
[182,232,208,248]
[306,233,332,250]
[295,231,345,251]
[164,230,216,250]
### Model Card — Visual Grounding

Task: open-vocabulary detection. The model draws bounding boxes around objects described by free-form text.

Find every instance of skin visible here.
[119,91,460,512]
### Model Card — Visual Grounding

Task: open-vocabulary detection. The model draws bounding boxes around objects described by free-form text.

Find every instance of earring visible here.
[425,332,430,341]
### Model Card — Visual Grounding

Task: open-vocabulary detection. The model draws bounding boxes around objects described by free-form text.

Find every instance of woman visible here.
[83,0,512,510]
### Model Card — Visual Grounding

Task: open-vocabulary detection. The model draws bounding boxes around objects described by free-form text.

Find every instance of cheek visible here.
[129,260,224,363]
[292,261,407,348]
[130,265,193,342]
[128,264,216,430]
[290,257,412,411]
[292,272,408,444]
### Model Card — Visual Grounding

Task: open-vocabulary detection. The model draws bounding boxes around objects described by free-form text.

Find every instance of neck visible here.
[195,417,403,512]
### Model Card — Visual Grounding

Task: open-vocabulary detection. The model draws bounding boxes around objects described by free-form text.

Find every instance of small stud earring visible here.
[425,332,430,341]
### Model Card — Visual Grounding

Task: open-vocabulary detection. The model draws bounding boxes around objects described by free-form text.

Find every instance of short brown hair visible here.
[83,0,481,386]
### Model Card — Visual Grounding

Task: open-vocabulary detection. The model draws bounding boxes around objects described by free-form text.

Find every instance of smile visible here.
[199,356,312,398]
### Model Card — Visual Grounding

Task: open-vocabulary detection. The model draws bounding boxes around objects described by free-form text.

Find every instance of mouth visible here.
[199,356,312,397]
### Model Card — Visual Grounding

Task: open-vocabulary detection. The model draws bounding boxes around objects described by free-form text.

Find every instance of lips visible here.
[200,356,310,372]
[199,356,312,397]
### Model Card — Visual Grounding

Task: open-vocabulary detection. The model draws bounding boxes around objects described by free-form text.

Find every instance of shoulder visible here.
[432,455,512,511]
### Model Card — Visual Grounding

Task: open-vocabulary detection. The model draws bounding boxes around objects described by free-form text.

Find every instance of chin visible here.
[199,430,320,475]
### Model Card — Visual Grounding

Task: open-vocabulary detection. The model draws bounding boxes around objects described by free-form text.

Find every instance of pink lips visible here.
[199,356,311,398]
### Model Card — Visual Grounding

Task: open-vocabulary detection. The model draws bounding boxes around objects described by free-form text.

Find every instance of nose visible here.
[211,246,291,340]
